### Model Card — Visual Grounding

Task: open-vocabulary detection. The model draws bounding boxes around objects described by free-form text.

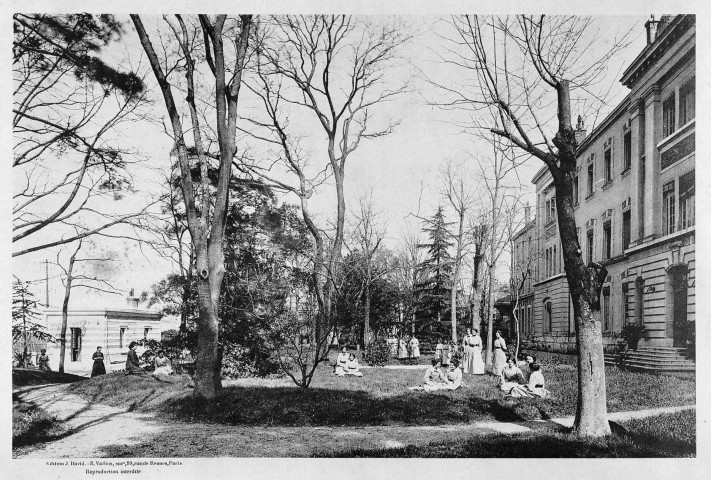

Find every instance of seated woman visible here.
[153,350,173,375]
[442,358,463,390]
[409,358,444,391]
[344,354,363,377]
[499,357,525,394]
[125,341,145,375]
[333,346,349,376]
[525,363,550,398]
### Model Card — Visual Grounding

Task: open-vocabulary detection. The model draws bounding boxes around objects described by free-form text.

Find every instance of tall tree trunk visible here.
[59,240,81,373]
[553,80,611,437]
[485,261,495,368]
[364,264,372,346]
[450,209,465,344]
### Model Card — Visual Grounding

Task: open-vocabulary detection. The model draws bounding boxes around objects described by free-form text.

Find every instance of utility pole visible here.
[45,259,49,308]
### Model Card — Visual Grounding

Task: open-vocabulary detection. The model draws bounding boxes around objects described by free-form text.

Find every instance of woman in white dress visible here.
[499,357,526,394]
[334,346,349,376]
[345,354,363,377]
[492,330,508,376]
[471,329,485,374]
[398,337,409,359]
[442,358,463,390]
[153,350,173,375]
[409,335,420,359]
[508,363,550,398]
[462,329,474,374]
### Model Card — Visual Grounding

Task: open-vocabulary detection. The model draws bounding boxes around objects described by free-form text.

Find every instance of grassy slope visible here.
[67,363,695,427]
[13,368,85,387]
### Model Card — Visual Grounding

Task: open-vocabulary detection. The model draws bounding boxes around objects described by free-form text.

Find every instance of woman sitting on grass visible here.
[442,358,463,390]
[409,358,444,391]
[333,346,349,376]
[499,357,525,394]
[508,363,551,398]
[344,353,363,377]
[125,342,145,375]
[153,350,173,375]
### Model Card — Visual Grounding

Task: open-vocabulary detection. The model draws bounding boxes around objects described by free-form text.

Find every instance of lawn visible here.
[318,409,696,458]
[67,362,695,427]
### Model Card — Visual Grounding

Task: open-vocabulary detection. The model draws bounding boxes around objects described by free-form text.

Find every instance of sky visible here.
[10,13,649,311]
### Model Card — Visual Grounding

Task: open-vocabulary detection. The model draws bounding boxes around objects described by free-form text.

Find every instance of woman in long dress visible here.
[125,342,145,375]
[398,337,409,359]
[409,335,420,359]
[91,346,106,377]
[471,329,485,374]
[442,358,463,390]
[492,330,508,376]
[345,354,364,377]
[435,338,444,364]
[37,349,51,371]
[499,358,526,394]
[508,362,550,398]
[462,329,474,374]
[153,350,173,375]
[334,346,349,376]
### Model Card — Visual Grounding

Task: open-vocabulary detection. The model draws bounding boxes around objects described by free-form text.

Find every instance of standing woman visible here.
[398,336,409,359]
[409,335,420,359]
[471,329,485,375]
[37,349,51,371]
[492,331,508,376]
[462,329,474,374]
[91,346,106,377]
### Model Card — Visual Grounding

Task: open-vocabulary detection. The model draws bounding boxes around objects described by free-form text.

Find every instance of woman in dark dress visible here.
[125,342,144,375]
[91,346,106,377]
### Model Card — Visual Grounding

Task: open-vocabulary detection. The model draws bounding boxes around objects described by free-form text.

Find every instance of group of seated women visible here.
[409,357,463,391]
[499,355,550,398]
[333,346,363,377]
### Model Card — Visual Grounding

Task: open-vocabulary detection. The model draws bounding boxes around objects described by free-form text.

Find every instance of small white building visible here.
[43,293,162,375]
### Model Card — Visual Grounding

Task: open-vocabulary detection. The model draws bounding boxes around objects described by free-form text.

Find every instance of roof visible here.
[44,308,162,320]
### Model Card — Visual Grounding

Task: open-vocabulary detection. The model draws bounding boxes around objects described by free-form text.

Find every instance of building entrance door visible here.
[70,327,82,361]
[668,265,688,347]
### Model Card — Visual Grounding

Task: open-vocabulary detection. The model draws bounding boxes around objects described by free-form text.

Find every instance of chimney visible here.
[126,288,139,309]
[524,202,531,224]
[574,115,587,144]
[645,15,659,45]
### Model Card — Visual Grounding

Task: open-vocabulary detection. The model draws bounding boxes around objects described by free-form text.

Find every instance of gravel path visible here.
[13,383,695,458]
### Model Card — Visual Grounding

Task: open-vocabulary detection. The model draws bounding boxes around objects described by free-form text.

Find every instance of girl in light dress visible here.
[492,330,508,376]
[334,346,349,376]
[409,335,420,359]
[441,358,463,390]
[471,329,485,375]
[508,363,550,398]
[153,350,173,375]
[435,338,444,364]
[462,329,474,374]
[499,357,526,394]
[398,337,409,359]
[344,353,363,377]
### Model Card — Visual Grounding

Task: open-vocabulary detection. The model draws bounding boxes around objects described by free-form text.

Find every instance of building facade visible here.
[512,15,695,357]
[42,294,162,374]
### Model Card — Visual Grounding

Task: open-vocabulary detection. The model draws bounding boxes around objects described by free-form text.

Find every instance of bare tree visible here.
[131,14,253,399]
[259,15,408,349]
[442,15,634,436]
[13,14,150,257]
[56,238,122,373]
[441,160,479,343]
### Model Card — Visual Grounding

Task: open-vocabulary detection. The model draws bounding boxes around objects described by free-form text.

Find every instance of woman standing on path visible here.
[471,329,485,375]
[492,331,508,376]
[409,335,420,359]
[462,329,474,374]
[91,347,106,377]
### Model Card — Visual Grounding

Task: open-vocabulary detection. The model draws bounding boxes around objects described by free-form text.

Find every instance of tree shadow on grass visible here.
[160,385,535,427]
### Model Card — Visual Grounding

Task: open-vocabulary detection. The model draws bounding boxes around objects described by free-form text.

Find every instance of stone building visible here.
[511,15,695,370]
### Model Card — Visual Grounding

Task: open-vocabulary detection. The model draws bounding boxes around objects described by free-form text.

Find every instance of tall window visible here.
[623,130,632,172]
[545,197,556,223]
[587,162,594,197]
[622,210,631,251]
[544,300,553,333]
[679,170,695,229]
[679,78,695,125]
[120,327,128,348]
[586,229,594,264]
[573,174,579,205]
[603,287,612,332]
[662,94,676,138]
[603,220,612,260]
[604,146,613,183]
[663,181,676,235]
[527,305,532,334]
[144,327,151,340]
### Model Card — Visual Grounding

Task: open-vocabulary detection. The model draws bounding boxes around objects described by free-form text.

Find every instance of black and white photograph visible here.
[5,1,707,478]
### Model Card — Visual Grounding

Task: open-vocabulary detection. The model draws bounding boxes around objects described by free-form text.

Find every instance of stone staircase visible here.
[605,346,695,374]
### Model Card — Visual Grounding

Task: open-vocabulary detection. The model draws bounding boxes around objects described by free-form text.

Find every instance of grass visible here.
[12,404,65,450]
[67,362,695,428]
[317,410,696,458]
[13,368,85,387]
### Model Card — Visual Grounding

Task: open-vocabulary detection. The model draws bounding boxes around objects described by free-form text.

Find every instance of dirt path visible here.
[13,383,695,458]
